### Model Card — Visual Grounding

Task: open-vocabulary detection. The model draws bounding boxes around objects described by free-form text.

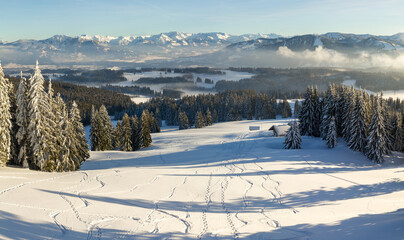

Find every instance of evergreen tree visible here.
[16,73,30,167]
[294,100,301,117]
[56,96,75,172]
[321,85,337,139]
[141,110,152,148]
[312,86,321,137]
[119,113,133,151]
[69,101,89,169]
[206,108,212,126]
[282,107,289,118]
[383,108,394,154]
[98,105,114,150]
[8,82,18,165]
[365,97,388,163]
[390,113,403,152]
[130,116,142,150]
[281,98,292,118]
[299,86,317,136]
[336,86,346,136]
[27,61,55,171]
[342,87,355,141]
[213,109,218,123]
[53,93,69,172]
[149,112,160,133]
[0,63,12,166]
[348,92,368,153]
[90,105,101,151]
[178,110,190,130]
[155,108,162,127]
[90,105,114,151]
[195,111,205,128]
[114,121,122,149]
[284,121,302,149]
[326,117,337,148]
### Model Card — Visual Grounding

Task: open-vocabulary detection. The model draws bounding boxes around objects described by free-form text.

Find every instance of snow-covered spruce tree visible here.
[365,97,389,163]
[284,121,302,149]
[149,112,160,133]
[299,86,316,136]
[98,105,114,151]
[90,105,100,151]
[206,108,212,126]
[195,111,205,128]
[55,94,73,172]
[326,117,337,148]
[363,91,372,127]
[342,87,355,142]
[348,91,368,153]
[0,63,12,167]
[390,113,403,152]
[313,86,322,137]
[27,62,55,171]
[130,116,142,151]
[382,104,394,154]
[155,108,162,127]
[16,73,31,167]
[321,84,337,140]
[119,113,132,151]
[8,82,19,165]
[141,110,152,148]
[336,86,346,136]
[114,121,122,149]
[47,81,62,171]
[69,101,89,169]
[178,110,190,130]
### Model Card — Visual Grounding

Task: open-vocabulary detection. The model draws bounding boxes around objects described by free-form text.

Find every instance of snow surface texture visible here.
[1,119,404,239]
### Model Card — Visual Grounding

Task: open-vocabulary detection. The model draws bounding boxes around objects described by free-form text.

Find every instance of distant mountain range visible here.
[1,32,403,68]
[228,32,404,53]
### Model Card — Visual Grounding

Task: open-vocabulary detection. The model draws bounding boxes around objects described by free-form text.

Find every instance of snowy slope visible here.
[1,119,403,239]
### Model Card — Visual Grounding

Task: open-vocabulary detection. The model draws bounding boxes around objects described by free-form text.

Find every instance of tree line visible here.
[7,77,135,125]
[90,106,158,152]
[121,90,296,129]
[0,62,89,171]
[297,84,404,163]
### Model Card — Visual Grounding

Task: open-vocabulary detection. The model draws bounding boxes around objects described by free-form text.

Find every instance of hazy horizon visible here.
[1,0,403,42]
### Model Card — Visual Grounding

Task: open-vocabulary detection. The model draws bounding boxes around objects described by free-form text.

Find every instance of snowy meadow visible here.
[1,119,403,239]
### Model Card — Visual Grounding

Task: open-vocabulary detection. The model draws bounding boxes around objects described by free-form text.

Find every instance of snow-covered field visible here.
[1,119,404,239]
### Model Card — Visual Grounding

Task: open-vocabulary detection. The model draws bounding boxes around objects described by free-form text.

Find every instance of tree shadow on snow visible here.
[254,209,404,240]
[0,210,133,240]
[81,136,394,177]
[41,178,404,215]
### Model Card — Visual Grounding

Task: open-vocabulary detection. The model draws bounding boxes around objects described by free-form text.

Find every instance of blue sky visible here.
[0,0,403,41]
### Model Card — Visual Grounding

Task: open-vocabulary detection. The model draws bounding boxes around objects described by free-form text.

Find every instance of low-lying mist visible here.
[2,45,404,70]
[221,46,404,69]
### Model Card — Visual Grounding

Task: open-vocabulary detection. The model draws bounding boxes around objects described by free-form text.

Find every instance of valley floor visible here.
[1,119,404,239]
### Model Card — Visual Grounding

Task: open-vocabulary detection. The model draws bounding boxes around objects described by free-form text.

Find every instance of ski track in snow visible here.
[139,174,191,235]
[2,120,404,239]
[198,173,212,239]
[0,172,77,196]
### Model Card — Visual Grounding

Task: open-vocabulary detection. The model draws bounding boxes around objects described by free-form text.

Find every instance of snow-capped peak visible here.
[323,32,345,40]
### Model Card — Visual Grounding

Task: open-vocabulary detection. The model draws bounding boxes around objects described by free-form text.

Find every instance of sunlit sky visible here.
[1,0,403,41]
